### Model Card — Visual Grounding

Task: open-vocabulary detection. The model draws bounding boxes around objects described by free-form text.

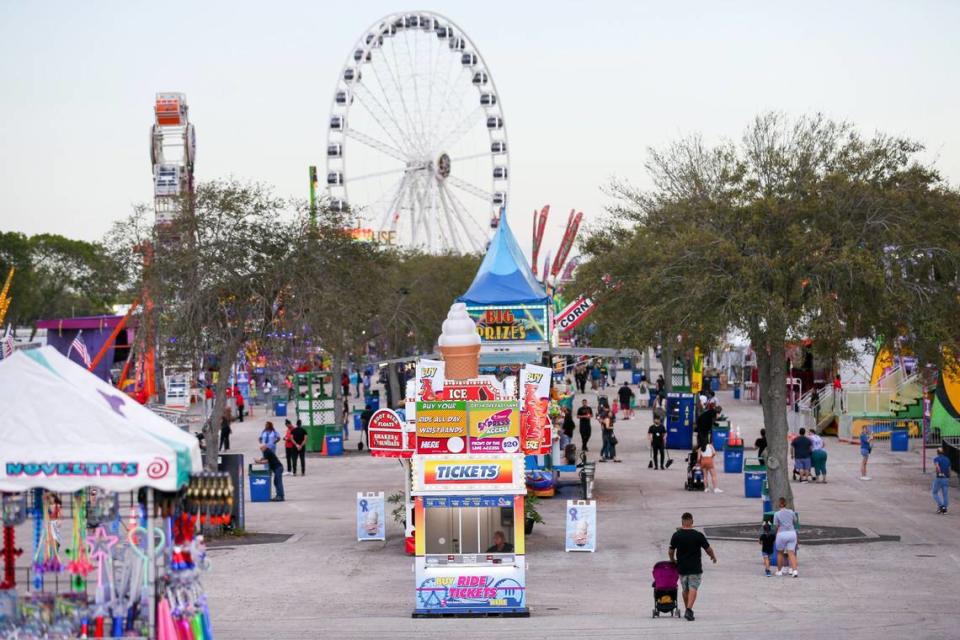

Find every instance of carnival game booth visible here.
[0,347,219,639]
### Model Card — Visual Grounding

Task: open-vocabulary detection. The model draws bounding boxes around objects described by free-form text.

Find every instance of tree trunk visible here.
[332,349,344,427]
[204,340,241,470]
[388,363,401,409]
[662,341,675,392]
[643,346,651,381]
[755,331,795,509]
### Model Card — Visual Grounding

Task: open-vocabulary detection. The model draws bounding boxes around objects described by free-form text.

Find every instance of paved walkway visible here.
[204,373,959,639]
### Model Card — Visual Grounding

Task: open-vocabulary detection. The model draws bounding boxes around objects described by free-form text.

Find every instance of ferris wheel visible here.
[326,11,509,254]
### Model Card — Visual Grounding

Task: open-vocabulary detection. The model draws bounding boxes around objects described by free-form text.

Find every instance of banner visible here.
[415,359,445,401]
[412,454,525,493]
[415,401,467,454]
[415,558,526,613]
[356,492,386,542]
[519,364,552,454]
[368,408,414,458]
[565,500,597,552]
[691,346,703,395]
[555,295,596,333]
[435,376,503,402]
[468,401,520,454]
[465,305,549,343]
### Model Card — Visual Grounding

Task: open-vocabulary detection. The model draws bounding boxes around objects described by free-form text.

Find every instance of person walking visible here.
[668,512,717,621]
[233,385,245,422]
[362,369,372,397]
[283,420,297,475]
[561,406,576,439]
[599,409,620,462]
[255,444,285,502]
[755,428,767,465]
[773,497,799,577]
[698,441,721,493]
[218,408,232,452]
[259,421,280,452]
[292,419,308,476]
[618,382,635,420]
[599,362,609,390]
[933,446,951,514]
[648,415,667,470]
[359,403,375,451]
[859,426,873,480]
[759,522,776,577]
[810,432,828,483]
[576,399,593,452]
[791,428,813,482]
[204,385,214,419]
[590,363,601,391]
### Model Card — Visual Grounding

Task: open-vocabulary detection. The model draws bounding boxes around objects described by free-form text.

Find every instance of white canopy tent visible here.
[0,347,201,493]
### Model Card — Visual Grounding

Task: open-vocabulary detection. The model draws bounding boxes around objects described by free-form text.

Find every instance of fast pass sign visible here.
[467,401,520,454]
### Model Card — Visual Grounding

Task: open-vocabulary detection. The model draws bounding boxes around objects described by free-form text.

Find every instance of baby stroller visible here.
[651,561,681,618]
[684,451,704,491]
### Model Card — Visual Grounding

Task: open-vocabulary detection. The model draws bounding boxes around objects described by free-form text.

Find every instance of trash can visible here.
[326,435,343,456]
[712,426,730,452]
[632,370,642,385]
[353,412,362,431]
[710,377,720,392]
[364,390,380,412]
[891,427,909,452]
[274,400,287,417]
[733,386,741,400]
[761,479,772,514]
[248,464,272,502]
[305,425,325,452]
[724,444,744,473]
[744,460,766,498]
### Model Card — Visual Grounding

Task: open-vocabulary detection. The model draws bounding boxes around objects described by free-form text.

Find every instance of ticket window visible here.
[424,506,516,555]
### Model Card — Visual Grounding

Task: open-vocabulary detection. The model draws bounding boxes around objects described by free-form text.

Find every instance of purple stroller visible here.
[651,561,681,618]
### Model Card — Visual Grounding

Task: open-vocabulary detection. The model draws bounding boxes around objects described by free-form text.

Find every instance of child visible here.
[639,382,649,408]
[759,522,776,576]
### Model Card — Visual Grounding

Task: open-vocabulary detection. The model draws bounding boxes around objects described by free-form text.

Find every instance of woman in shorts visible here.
[773,497,799,577]
[698,441,721,493]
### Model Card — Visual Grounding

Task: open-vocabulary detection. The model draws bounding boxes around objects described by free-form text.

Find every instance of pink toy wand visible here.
[88,525,118,604]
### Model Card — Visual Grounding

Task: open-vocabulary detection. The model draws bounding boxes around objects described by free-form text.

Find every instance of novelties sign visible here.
[468,401,520,454]
[555,295,596,333]
[415,401,467,454]
[368,408,414,458]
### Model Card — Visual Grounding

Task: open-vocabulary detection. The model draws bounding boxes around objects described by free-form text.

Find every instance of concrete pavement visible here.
[204,375,959,639]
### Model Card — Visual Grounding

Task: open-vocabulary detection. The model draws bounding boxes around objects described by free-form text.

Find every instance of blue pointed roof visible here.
[458,211,549,306]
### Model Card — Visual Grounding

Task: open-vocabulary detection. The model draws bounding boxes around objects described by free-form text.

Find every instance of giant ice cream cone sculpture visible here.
[438,303,481,380]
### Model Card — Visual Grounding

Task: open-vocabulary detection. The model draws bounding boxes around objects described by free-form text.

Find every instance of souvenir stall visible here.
[0,347,221,639]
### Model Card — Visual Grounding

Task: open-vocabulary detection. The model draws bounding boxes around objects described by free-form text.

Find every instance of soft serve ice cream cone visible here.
[573,519,589,547]
[438,303,481,380]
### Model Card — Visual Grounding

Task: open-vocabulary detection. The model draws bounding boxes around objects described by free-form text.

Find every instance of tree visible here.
[109,180,308,469]
[581,113,960,507]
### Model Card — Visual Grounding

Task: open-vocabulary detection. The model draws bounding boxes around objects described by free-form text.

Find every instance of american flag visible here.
[67,331,91,367]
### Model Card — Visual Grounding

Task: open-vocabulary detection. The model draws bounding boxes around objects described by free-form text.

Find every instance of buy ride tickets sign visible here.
[413,454,525,493]
[467,401,520,454]
[416,401,467,454]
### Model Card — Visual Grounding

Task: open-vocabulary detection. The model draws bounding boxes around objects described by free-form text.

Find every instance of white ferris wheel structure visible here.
[326,11,509,254]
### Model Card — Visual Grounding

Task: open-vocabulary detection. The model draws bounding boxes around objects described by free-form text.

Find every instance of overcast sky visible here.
[1,0,957,258]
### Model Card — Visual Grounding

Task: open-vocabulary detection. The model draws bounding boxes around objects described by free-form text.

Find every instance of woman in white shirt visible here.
[698,441,722,493]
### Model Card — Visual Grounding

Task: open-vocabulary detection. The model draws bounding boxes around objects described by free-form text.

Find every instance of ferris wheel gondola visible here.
[326,11,510,253]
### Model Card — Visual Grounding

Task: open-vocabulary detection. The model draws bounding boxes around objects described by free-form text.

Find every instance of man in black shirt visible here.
[617,383,635,420]
[648,416,667,469]
[291,419,308,476]
[791,427,813,482]
[695,403,718,448]
[668,512,717,621]
[486,530,514,553]
[256,444,285,502]
[360,404,375,451]
[576,400,594,452]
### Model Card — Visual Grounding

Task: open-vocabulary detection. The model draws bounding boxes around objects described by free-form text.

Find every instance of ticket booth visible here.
[411,453,529,617]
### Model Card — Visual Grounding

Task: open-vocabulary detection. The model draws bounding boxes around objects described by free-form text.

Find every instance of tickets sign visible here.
[555,295,596,333]
[416,401,467,454]
[368,408,414,458]
[468,401,520,454]
[412,454,525,494]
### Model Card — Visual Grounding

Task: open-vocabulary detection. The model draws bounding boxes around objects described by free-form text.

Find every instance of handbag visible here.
[610,433,618,446]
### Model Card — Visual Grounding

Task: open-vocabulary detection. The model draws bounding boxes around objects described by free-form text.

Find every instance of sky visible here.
[1,0,958,260]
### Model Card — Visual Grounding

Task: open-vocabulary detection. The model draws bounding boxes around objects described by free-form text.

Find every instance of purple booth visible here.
[35,314,137,383]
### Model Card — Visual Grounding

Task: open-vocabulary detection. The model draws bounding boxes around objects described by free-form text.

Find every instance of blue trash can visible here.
[326,435,343,456]
[249,467,272,502]
[733,386,741,400]
[710,377,720,392]
[364,392,380,412]
[744,463,766,498]
[724,446,744,473]
[712,427,729,452]
[274,400,287,417]
[353,413,362,431]
[632,371,642,385]
[891,428,909,452]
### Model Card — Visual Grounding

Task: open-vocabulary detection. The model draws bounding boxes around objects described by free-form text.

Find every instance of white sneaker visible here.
[792,570,798,578]
[860,476,872,481]
[775,569,783,576]
[714,488,723,493]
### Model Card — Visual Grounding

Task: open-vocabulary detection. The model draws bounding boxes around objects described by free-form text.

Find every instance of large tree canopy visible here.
[577,113,960,507]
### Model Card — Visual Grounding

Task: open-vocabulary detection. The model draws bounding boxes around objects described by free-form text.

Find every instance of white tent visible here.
[0,347,201,492]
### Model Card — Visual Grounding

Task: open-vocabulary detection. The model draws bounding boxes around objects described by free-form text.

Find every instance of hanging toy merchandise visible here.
[1,492,27,590]
[65,491,95,592]
[88,524,119,605]
[32,491,64,579]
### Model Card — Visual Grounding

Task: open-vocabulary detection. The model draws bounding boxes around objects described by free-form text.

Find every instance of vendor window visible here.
[424,506,515,555]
